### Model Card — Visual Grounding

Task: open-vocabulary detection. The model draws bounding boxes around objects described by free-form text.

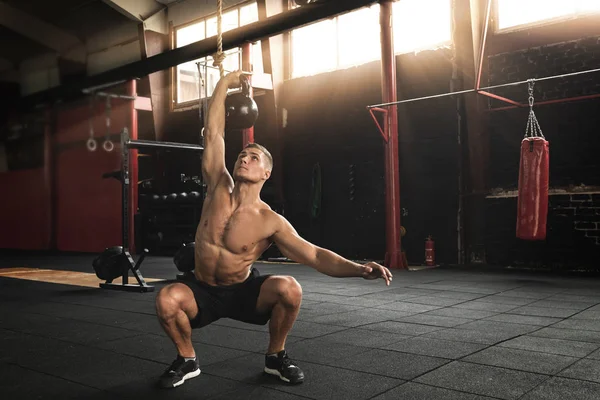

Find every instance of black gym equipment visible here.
[94,128,206,292]
[95,128,153,292]
[173,242,196,280]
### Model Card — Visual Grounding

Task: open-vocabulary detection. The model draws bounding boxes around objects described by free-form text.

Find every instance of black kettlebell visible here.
[225,75,259,130]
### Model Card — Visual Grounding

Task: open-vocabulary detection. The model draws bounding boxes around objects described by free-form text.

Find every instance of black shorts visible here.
[179,268,273,329]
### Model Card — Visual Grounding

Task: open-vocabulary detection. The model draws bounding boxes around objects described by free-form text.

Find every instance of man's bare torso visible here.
[194,176,274,286]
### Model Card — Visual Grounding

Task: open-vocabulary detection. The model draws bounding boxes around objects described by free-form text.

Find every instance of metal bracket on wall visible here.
[368,107,389,143]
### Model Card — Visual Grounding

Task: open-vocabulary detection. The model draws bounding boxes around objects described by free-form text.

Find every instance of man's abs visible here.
[192,240,254,286]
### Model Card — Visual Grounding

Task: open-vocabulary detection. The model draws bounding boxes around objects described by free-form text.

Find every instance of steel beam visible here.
[20,0,377,109]
[101,0,165,22]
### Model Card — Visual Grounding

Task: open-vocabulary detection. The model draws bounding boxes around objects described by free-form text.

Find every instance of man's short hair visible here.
[245,143,273,171]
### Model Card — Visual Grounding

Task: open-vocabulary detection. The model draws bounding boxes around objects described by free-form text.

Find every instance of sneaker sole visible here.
[172,369,201,388]
[264,367,303,384]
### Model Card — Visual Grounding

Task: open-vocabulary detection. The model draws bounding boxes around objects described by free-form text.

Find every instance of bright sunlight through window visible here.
[175,2,264,105]
[393,0,451,54]
[497,0,600,30]
[291,0,452,79]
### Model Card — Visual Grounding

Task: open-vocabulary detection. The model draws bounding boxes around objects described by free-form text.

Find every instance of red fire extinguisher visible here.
[425,236,435,266]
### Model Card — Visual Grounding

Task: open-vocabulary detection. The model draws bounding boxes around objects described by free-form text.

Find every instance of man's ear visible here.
[264,170,272,180]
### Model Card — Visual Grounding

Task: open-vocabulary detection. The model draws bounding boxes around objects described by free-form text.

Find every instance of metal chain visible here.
[524,79,545,139]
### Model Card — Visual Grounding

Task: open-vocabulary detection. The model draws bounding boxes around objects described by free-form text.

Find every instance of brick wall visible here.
[486,192,599,270]
[485,35,600,270]
[556,193,600,245]
[488,36,600,105]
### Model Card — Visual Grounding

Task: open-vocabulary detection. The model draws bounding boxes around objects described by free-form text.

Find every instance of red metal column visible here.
[44,107,54,249]
[241,42,255,148]
[127,80,138,253]
[380,0,405,269]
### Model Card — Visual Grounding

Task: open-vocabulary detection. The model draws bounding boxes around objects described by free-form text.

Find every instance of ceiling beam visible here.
[101,0,165,22]
[0,1,84,61]
[20,0,377,109]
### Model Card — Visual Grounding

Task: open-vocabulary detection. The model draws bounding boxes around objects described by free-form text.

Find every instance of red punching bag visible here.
[516,81,549,240]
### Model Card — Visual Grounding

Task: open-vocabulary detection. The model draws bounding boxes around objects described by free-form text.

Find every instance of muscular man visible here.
[155,71,393,389]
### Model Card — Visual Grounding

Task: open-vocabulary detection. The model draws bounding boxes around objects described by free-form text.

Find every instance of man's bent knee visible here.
[274,276,302,307]
[156,284,196,319]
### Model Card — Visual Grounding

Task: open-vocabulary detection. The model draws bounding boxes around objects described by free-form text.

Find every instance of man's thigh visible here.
[176,280,220,329]
[226,274,281,325]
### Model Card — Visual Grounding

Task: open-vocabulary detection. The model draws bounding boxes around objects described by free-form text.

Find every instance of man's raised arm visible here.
[202,71,243,190]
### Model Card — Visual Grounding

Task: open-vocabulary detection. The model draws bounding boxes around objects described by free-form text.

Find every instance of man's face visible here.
[233,149,271,182]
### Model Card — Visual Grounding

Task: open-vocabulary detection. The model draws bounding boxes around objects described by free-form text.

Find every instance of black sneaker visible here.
[159,355,201,388]
[264,350,304,384]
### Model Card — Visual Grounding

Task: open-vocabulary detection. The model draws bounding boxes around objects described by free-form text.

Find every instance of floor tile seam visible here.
[492,311,579,319]
[414,327,538,349]
[384,334,493,350]
[3,327,187,368]
[547,319,600,332]
[210,320,351,337]
[397,380,507,400]
[450,318,560,332]
[480,316,568,327]
[298,307,372,317]
[456,357,579,378]
[2,325,145,349]
[559,302,600,318]
[400,298,473,307]
[514,373,556,400]
[383,344,485,362]
[1,360,119,393]
[392,311,551,330]
[494,341,600,358]
[476,290,556,303]
[8,310,162,336]
[527,330,600,346]
[517,304,599,312]
[474,299,542,307]
[252,385,318,400]
[18,301,157,319]
[363,380,408,400]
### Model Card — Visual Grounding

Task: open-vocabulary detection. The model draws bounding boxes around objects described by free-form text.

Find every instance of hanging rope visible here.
[212,0,226,78]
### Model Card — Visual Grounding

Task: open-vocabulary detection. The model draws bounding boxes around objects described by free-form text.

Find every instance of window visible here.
[291,0,452,78]
[393,0,451,54]
[174,2,264,105]
[496,0,600,31]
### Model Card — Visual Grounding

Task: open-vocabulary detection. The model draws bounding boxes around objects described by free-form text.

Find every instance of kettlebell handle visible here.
[240,74,250,96]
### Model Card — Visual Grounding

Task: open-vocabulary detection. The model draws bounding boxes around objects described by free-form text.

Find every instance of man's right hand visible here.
[224,70,245,89]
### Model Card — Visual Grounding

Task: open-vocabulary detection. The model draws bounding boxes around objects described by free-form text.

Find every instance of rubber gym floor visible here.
[1,254,600,400]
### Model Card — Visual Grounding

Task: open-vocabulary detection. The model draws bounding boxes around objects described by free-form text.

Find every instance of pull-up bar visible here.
[126,139,204,151]
[367,66,600,109]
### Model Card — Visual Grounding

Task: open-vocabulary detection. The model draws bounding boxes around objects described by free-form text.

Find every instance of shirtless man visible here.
[155,71,393,389]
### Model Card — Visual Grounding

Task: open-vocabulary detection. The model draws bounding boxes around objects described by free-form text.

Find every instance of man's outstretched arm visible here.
[202,71,243,190]
[271,215,393,285]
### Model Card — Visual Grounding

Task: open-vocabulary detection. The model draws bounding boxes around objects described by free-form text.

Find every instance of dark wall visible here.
[281,49,459,264]
[485,35,600,269]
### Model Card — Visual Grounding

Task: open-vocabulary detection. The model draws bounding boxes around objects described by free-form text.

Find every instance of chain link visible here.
[524,79,545,139]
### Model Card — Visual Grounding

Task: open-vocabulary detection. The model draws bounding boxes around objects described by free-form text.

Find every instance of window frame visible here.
[171,0,258,110]
[493,0,600,34]
[290,0,453,79]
